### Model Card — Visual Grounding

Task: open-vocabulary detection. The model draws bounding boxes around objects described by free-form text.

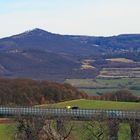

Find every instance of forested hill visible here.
[0,28,140,81]
[0,78,87,105]
[1,29,140,55]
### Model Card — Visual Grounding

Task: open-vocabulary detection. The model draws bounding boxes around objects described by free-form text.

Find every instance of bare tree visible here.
[82,119,108,140]
[129,120,140,140]
[107,119,119,140]
[14,116,45,140]
[42,119,74,140]
[14,116,74,140]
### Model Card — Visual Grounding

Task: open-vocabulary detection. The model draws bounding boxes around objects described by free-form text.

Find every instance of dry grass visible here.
[98,67,140,78]
[106,58,134,63]
[81,59,95,70]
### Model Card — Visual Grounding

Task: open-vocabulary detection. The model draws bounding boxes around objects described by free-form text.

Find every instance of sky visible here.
[0,0,140,37]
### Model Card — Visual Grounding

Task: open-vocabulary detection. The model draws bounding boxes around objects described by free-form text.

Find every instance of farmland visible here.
[65,78,140,96]
[1,99,139,140]
[41,99,140,110]
[40,99,136,140]
[98,68,140,78]
[106,58,134,63]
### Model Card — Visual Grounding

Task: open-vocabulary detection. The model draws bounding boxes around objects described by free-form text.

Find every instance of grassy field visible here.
[40,99,136,140]
[66,78,140,88]
[41,99,140,110]
[118,123,131,140]
[106,58,134,63]
[98,67,140,78]
[0,121,130,140]
[63,121,131,140]
[80,88,117,96]
[65,78,140,96]
[71,122,131,140]
[0,124,16,140]
[1,99,138,140]
[80,88,140,96]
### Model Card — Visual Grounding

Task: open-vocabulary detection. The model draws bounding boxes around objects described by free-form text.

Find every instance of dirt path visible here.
[0,118,15,124]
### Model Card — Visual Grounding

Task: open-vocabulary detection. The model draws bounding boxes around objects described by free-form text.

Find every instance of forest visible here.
[0,78,87,105]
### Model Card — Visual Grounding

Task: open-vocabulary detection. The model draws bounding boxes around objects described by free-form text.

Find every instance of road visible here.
[0,107,140,120]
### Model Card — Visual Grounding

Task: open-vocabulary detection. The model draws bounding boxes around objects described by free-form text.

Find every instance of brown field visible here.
[106,58,134,63]
[98,68,140,78]
[81,59,95,70]
[0,118,14,124]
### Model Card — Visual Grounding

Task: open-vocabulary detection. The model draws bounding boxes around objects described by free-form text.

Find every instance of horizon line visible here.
[0,28,140,39]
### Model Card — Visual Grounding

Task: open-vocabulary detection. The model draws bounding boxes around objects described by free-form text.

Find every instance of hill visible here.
[42,99,140,110]
[0,29,140,81]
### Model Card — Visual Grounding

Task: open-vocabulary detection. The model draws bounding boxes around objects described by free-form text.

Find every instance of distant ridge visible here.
[0,28,140,81]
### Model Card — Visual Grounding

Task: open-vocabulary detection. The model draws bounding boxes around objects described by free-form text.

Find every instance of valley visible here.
[66,78,140,96]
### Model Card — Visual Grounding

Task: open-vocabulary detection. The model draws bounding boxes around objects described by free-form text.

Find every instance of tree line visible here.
[0,78,139,106]
[0,78,87,106]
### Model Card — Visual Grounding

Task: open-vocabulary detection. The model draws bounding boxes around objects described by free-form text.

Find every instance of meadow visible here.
[0,119,130,140]
[0,124,16,140]
[40,99,137,140]
[98,67,140,78]
[1,99,139,140]
[41,99,140,110]
[65,78,140,96]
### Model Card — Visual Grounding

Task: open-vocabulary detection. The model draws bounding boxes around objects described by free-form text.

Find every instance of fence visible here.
[0,107,140,120]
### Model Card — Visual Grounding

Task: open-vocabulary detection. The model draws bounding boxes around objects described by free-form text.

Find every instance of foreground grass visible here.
[0,99,137,140]
[72,122,131,140]
[41,99,140,110]
[119,123,131,140]
[0,124,16,140]
[0,118,132,140]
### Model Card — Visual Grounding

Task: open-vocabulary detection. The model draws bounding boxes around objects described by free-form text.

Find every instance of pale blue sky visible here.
[0,0,140,37]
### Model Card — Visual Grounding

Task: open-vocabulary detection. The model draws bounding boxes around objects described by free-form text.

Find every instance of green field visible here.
[62,121,131,140]
[66,78,140,88]
[72,122,131,140]
[80,88,140,96]
[41,99,136,140]
[41,99,138,140]
[41,99,140,110]
[98,67,140,78]
[0,124,16,140]
[119,123,131,140]
[80,88,117,96]
[1,99,139,140]
[65,78,140,96]
[0,120,130,140]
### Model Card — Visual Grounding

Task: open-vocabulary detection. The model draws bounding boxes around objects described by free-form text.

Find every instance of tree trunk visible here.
[108,119,119,140]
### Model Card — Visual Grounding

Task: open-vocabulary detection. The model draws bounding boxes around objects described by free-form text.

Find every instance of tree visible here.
[82,119,108,140]
[101,90,139,102]
[14,116,74,140]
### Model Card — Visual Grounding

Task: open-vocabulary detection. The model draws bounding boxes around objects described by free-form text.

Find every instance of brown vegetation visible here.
[87,89,140,102]
[100,90,139,102]
[0,78,87,106]
[15,116,74,140]
[0,118,14,124]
